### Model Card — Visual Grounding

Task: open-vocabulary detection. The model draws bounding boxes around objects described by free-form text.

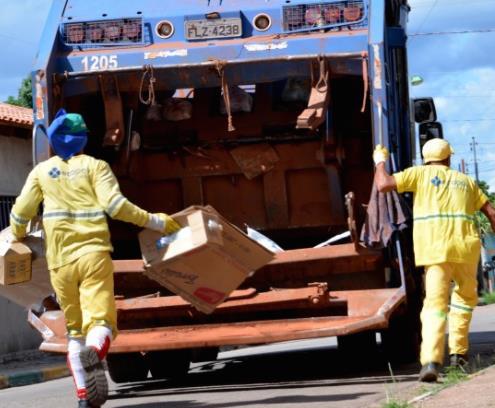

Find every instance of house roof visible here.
[0,103,33,129]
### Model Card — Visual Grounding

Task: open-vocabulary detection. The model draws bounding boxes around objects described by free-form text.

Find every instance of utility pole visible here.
[460,158,466,174]
[470,136,480,183]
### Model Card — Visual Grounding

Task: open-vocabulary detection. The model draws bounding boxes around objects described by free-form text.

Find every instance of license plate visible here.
[185,18,242,40]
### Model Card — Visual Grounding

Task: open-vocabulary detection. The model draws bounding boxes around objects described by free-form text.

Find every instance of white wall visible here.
[0,133,41,355]
[0,298,42,354]
[0,135,32,196]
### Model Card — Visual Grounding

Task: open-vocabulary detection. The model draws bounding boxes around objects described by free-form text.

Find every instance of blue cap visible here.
[47,109,88,160]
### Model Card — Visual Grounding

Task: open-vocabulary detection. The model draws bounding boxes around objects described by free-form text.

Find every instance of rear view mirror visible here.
[419,122,443,156]
[413,98,437,123]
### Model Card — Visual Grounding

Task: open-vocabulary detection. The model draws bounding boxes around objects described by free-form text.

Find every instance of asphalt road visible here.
[1,304,495,408]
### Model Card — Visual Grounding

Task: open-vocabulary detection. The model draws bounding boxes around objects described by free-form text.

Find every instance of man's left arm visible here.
[10,167,43,239]
[480,202,495,232]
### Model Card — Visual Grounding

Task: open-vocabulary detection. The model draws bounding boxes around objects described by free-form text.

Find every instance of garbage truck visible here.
[18,0,438,382]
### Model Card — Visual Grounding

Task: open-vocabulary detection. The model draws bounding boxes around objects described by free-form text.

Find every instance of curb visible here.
[0,364,70,389]
[408,365,495,406]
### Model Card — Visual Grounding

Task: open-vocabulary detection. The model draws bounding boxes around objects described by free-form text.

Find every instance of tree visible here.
[5,76,33,109]
[476,180,495,235]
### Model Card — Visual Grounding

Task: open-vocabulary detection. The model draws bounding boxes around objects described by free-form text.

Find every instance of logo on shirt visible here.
[431,176,443,187]
[48,167,61,179]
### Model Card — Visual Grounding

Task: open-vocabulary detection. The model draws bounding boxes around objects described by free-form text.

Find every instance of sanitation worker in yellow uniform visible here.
[373,138,495,383]
[9,109,181,408]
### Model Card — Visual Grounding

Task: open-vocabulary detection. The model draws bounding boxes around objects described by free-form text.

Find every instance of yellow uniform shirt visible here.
[393,165,488,266]
[10,155,151,269]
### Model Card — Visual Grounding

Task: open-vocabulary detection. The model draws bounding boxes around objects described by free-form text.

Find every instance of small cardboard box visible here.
[138,206,274,314]
[0,226,51,306]
[0,241,32,285]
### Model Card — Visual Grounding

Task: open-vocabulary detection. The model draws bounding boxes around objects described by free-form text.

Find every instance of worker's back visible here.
[14,154,119,269]
[394,164,486,265]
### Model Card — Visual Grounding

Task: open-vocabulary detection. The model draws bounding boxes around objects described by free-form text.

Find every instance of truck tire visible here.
[145,349,191,380]
[337,331,378,363]
[106,352,149,383]
[381,313,421,364]
[191,347,219,363]
[381,232,423,365]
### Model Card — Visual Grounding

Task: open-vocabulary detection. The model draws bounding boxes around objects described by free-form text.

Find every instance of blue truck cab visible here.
[27,0,426,382]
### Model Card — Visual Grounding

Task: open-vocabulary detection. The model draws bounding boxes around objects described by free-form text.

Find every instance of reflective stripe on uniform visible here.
[413,213,476,223]
[423,309,448,320]
[68,329,84,338]
[10,211,29,225]
[433,310,448,319]
[450,303,474,313]
[106,195,126,217]
[43,209,106,220]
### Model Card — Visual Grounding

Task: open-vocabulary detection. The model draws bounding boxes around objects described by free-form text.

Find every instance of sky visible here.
[0,0,494,190]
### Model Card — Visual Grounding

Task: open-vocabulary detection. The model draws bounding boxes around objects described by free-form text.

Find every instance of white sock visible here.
[67,337,87,399]
[86,326,113,360]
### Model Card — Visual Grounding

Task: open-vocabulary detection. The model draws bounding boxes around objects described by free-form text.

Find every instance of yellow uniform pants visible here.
[420,262,478,365]
[49,251,117,339]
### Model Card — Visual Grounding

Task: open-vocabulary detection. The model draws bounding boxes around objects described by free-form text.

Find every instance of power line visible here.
[413,0,439,35]
[427,95,495,98]
[454,143,495,146]
[412,0,495,5]
[410,28,495,36]
[441,119,495,122]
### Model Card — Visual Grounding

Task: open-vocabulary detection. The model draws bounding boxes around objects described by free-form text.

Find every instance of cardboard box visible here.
[139,206,274,314]
[0,241,32,285]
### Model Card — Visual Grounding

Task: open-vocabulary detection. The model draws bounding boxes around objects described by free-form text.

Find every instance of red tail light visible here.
[344,5,362,22]
[123,22,141,40]
[104,24,122,41]
[67,24,85,43]
[87,24,103,42]
[324,6,342,24]
[305,6,322,25]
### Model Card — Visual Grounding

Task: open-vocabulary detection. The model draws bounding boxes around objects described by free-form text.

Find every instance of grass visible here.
[481,291,495,305]
[381,401,411,408]
[380,363,413,408]
[380,351,495,408]
[413,365,470,404]
[442,366,468,386]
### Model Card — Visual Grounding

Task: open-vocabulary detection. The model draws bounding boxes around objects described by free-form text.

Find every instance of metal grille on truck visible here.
[283,1,367,33]
[62,18,145,47]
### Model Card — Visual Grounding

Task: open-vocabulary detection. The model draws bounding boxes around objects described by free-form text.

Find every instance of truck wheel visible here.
[337,331,378,363]
[145,349,191,380]
[106,352,149,383]
[191,347,219,362]
[381,315,420,364]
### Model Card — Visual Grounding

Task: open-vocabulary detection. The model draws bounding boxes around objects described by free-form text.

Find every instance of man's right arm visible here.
[93,160,180,234]
[372,145,397,193]
[374,162,398,193]
[480,201,495,232]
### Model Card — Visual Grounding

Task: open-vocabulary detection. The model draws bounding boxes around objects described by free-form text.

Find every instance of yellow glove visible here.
[146,213,181,235]
[373,144,389,165]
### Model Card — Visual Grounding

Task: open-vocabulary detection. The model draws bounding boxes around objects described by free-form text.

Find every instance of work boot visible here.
[79,346,108,407]
[418,362,441,382]
[450,354,469,369]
